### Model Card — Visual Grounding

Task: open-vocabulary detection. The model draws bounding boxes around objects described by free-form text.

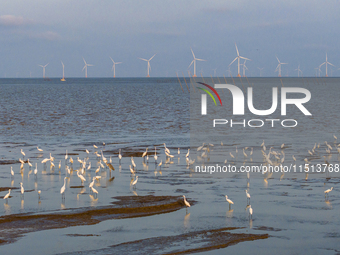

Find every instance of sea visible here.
[0,77,339,254]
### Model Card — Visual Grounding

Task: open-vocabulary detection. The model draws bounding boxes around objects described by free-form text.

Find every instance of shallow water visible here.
[0,77,339,254]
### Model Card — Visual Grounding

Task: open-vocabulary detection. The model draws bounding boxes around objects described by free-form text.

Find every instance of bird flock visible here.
[1,136,337,221]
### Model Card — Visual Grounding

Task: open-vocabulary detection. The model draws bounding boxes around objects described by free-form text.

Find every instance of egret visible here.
[131,156,136,169]
[59,160,61,169]
[34,163,38,175]
[131,176,138,188]
[129,165,135,175]
[118,149,122,163]
[158,160,162,169]
[10,166,14,177]
[154,147,158,162]
[178,148,180,155]
[20,182,24,198]
[65,150,68,160]
[76,170,86,184]
[93,144,98,149]
[249,205,253,219]
[38,190,41,200]
[91,186,98,197]
[183,195,191,208]
[225,195,234,209]
[37,146,43,152]
[245,190,251,203]
[86,149,89,154]
[21,149,25,157]
[186,149,190,158]
[324,187,333,197]
[142,148,148,159]
[292,155,296,161]
[3,189,11,202]
[60,177,67,199]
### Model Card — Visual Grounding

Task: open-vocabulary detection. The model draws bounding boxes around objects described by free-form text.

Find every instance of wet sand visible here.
[0,195,188,245]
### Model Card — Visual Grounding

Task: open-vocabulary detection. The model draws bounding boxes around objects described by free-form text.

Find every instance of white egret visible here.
[131,176,138,188]
[37,147,43,152]
[186,149,190,158]
[60,177,67,199]
[225,195,234,209]
[21,149,25,157]
[93,144,98,149]
[65,150,68,160]
[3,189,11,202]
[118,149,122,163]
[245,190,251,203]
[183,195,191,208]
[10,166,14,177]
[129,165,135,175]
[20,182,24,198]
[324,187,333,197]
[249,205,253,219]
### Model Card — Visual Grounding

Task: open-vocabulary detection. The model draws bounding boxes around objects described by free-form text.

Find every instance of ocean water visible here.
[0,77,339,254]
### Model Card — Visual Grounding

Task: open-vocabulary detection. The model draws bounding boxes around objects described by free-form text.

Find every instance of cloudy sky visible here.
[1,0,340,78]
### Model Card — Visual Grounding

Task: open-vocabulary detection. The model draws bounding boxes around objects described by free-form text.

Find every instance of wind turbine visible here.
[61,61,66,81]
[258,67,264,77]
[319,53,335,77]
[82,58,94,78]
[241,59,248,77]
[295,65,302,77]
[229,43,250,77]
[38,63,49,78]
[275,56,287,77]
[188,48,205,77]
[109,57,122,78]
[139,54,156,77]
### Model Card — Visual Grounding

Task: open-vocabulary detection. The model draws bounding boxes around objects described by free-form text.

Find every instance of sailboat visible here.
[61,61,66,81]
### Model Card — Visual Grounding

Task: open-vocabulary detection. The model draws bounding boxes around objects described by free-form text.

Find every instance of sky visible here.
[1,0,340,78]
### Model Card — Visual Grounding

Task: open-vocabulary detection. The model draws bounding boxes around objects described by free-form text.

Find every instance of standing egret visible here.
[225,195,234,210]
[178,148,180,155]
[131,157,136,169]
[186,149,190,158]
[245,190,251,203]
[249,205,253,219]
[131,176,138,189]
[65,150,68,161]
[91,186,99,197]
[20,182,24,198]
[60,177,67,199]
[154,147,158,163]
[183,195,191,208]
[324,187,333,197]
[10,166,14,177]
[21,149,25,157]
[158,160,162,169]
[93,144,98,149]
[3,189,11,202]
[142,148,148,160]
[37,146,43,152]
[38,190,41,201]
[118,149,122,163]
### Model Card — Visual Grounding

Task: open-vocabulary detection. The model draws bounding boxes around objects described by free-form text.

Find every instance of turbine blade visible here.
[116,62,122,64]
[87,64,94,66]
[329,62,335,67]
[83,58,87,65]
[239,56,251,61]
[276,56,280,63]
[139,58,148,61]
[149,54,156,61]
[190,48,195,59]
[188,60,194,68]
[82,65,86,71]
[110,57,114,63]
[235,43,239,56]
[196,58,206,61]
[229,57,238,66]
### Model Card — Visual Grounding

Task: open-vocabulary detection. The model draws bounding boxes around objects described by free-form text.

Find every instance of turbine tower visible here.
[295,65,302,77]
[275,56,287,77]
[38,63,49,78]
[229,43,250,77]
[82,58,94,78]
[188,48,205,77]
[109,57,122,78]
[319,53,335,77]
[139,54,156,77]
[61,61,66,81]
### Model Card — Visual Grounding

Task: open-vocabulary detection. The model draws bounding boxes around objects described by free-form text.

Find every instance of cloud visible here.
[0,15,32,26]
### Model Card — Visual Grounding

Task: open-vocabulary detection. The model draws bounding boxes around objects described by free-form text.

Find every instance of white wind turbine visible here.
[38,63,49,78]
[139,54,156,77]
[82,58,94,78]
[241,59,248,77]
[295,65,302,77]
[319,53,335,77]
[275,56,287,77]
[188,48,205,77]
[229,43,250,77]
[61,61,66,81]
[109,57,122,78]
[258,67,264,77]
